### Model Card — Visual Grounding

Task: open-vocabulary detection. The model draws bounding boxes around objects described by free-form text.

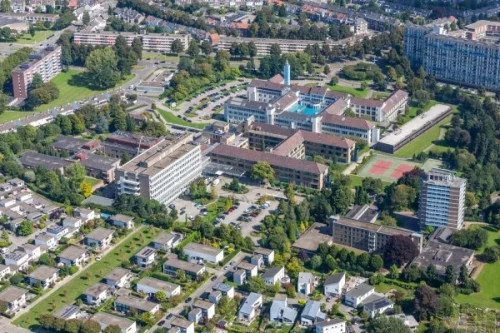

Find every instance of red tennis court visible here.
[390,164,415,179]
[368,160,393,176]
[374,160,393,168]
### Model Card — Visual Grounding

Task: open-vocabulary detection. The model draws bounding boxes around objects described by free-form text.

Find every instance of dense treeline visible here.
[0,47,32,95]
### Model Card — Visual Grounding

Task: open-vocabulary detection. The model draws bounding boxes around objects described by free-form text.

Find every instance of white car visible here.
[96,256,102,261]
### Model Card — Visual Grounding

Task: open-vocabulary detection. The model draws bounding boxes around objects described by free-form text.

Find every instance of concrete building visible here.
[233,269,246,286]
[237,261,258,277]
[0,17,28,32]
[110,214,135,229]
[192,299,215,321]
[175,0,263,9]
[57,246,87,267]
[19,151,73,173]
[136,277,181,298]
[151,232,182,251]
[104,267,132,289]
[85,227,113,250]
[324,272,345,297]
[170,317,195,333]
[83,283,111,306]
[350,90,408,123]
[163,257,206,280]
[75,152,120,183]
[27,265,58,289]
[270,294,298,326]
[62,216,83,229]
[238,292,263,322]
[253,247,275,266]
[262,266,285,286]
[74,207,96,221]
[115,134,202,205]
[404,19,500,90]
[103,131,162,159]
[418,168,466,230]
[114,295,160,315]
[34,232,57,250]
[12,46,61,99]
[315,318,346,333]
[74,30,190,53]
[344,283,374,307]
[330,215,423,253]
[4,250,29,271]
[363,296,393,318]
[134,247,156,267]
[0,264,10,280]
[183,242,224,264]
[297,272,315,295]
[301,300,326,326]
[212,282,235,298]
[0,286,27,313]
[92,312,137,333]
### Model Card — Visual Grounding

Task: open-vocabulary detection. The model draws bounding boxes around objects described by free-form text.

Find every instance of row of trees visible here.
[39,314,120,333]
[24,74,60,110]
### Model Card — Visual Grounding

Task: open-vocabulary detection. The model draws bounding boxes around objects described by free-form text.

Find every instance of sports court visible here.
[356,153,441,183]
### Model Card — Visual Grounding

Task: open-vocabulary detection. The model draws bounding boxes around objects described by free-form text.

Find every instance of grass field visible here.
[14,226,159,329]
[456,225,500,309]
[157,109,207,129]
[16,31,52,44]
[0,111,35,124]
[142,51,180,62]
[36,70,134,112]
[394,115,452,158]
[83,176,100,187]
[327,84,368,98]
[349,175,391,189]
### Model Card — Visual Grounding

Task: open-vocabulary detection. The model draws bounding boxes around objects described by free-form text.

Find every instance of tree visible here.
[370,254,383,271]
[450,228,488,250]
[329,75,339,85]
[64,319,82,333]
[200,40,212,56]
[39,314,55,329]
[17,220,33,236]
[39,253,56,266]
[383,235,419,267]
[66,163,86,182]
[311,255,322,270]
[413,285,439,320]
[96,114,109,134]
[103,326,122,333]
[270,43,281,57]
[171,39,185,54]
[284,183,296,204]
[85,48,120,89]
[82,11,90,25]
[0,0,11,12]
[389,264,399,279]
[81,320,101,333]
[131,37,143,60]
[155,290,167,302]
[323,64,331,75]
[187,39,199,58]
[366,317,412,333]
[80,182,92,198]
[250,161,275,183]
[246,276,265,293]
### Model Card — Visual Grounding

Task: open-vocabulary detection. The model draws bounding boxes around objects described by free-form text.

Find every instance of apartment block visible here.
[74,31,190,53]
[11,46,61,99]
[330,215,423,253]
[418,168,466,230]
[115,133,202,205]
[404,20,500,90]
[175,0,263,8]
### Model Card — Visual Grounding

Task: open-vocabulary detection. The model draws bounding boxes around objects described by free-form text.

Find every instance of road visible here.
[149,251,248,332]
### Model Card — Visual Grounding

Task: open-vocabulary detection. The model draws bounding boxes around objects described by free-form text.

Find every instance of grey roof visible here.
[240,292,262,315]
[411,240,474,275]
[298,272,313,284]
[0,286,28,302]
[92,312,136,330]
[193,299,214,310]
[345,283,374,298]
[58,246,86,261]
[84,283,110,297]
[152,232,176,245]
[171,317,194,329]
[111,214,134,223]
[212,282,233,293]
[164,257,204,273]
[115,295,158,312]
[184,242,223,257]
[137,277,180,293]
[79,153,119,172]
[86,227,113,241]
[28,265,59,281]
[262,266,283,279]
[325,272,345,286]
[363,296,393,311]
[270,296,298,323]
[19,151,73,171]
[135,246,156,259]
[345,204,379,223]
[254,247,274,256]
[82,195,115,207]
[51,135,88,152]
[53,305,79,319]
[105,267,131,282]
[316,318,345,327]
[301,300,324,321]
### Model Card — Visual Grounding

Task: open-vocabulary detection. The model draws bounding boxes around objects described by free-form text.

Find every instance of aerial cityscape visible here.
[0,0,498,332]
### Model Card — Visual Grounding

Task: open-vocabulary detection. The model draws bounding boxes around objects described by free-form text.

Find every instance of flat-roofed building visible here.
[183,243,224,264]
[0,264,10,280]
[134,247,156,267]
[418,168,466,230]
[170,317,195,333]
[53,305,79,320]
[35,232,57,250]
[253,247,274,266]
[51,136,99,155]
[85,227,113,249]
[110,214,135,229]
[57,246,87,267]
[115,133,202,205]
[11,46,61,99]
[114,295,160,315]
[136,277,181,298]
[103,131,162,159]
[320,114,378,145]
[0,286,27,313]
[151,232,182,251]
[350,90,408,123]
[75,152,120,183]
[74,31,190,53]
[163,257,206,280]
[92,312,137,333]
[330,215,423,253]
[27,265,58,289]
[104,267,132,289]
[83,283,111,305]
[19,151,73,174]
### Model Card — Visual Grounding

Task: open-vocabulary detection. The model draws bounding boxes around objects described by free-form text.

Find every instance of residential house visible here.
[110,214,134,229]
[253,247,274,266]
[262,266,285,286]
[344,283,375,308]
[183,243,224,264]
[4,250,29,271]
[27,265,58,289]
[83,283,111,306]
[237,261,258,277]
[315,318,346,333]
[20,243,43,261]
[250,254,264,269]
[238,292,263,322]
[270,294,298,326]
[53,305,79,320]
[114,295,160,315]
[62,216,83,229]
[150,232,182,251]
[297,272,314,295]
[134,247,156,267]
[47,225,71,240]
[85,227,114,250]
[35,232,57,250]
[104,267,132,289]
[170,317,195,333]
[388,314,419,331]
[324,272,345,297]
[301,300,327,326]
[212,282,234,298]
[188,308,203,324]
[92,312,137,333]
[136,277,181,298]
[57,246,87,267]
[233,269,246,286]
[208,291,222,304]
[74,207,96,221]
[0,286,27,313]
[193,299,215,320]
[0,264,10,280]
[163,257,205,280]
[363,295,394,318]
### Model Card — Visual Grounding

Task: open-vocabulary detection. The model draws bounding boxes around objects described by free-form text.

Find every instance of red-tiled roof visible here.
[351,97,385,108]
[300,130,355,149]
[380,90,408,114]
[269,74,284,84]
[249,79,283,91]
[210,34,219,44]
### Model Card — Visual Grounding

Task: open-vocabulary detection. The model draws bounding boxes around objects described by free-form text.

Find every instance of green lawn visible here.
[349,175,391,189]
[157,109,206,129]
[456,225,500,309]
[16,30,52,44]
[83,176,100,187]
[14,226,159,329]
[394,115,452,158]
[327,84,368,98]
[0,111,35,124]
[142,51,180,62]
[36,69,134,112]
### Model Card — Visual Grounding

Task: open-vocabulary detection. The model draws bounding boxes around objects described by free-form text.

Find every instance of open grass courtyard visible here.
[327,84,368,98]
[0,110,35,124]
[16,30,52,44]
[14,226,159,329]
[157,109,207,129]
